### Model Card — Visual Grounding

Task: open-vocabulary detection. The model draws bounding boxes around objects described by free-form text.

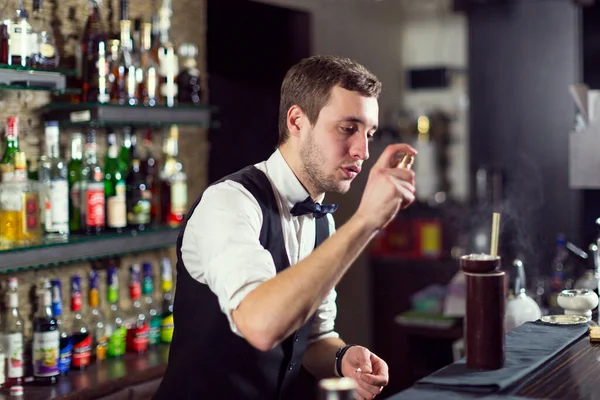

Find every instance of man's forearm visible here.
[232,214,377,351]
[302,337,346,379]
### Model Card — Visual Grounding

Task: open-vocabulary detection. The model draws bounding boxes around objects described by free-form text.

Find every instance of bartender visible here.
[153,55,417,400]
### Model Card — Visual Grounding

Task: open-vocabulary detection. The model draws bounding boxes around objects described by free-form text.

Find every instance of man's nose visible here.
[349,135,370,161]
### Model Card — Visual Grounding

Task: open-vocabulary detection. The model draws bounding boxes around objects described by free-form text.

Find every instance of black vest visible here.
[154,166,330,400]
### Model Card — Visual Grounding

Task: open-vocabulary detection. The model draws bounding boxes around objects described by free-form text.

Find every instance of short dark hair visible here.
[278,55,382,145]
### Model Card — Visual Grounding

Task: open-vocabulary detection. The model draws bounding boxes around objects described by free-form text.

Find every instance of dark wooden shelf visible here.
[1,345,169,400]
[0,226,180,273]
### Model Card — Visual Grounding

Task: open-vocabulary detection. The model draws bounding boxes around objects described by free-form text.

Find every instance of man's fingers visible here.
[373,144,417,170]
[385,167,415,185]
[354,386,376,400]
[361,372,389,387]
[357,379,382,397]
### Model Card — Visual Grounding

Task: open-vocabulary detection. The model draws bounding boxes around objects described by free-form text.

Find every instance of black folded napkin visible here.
[387,387,535,400]
[416,321,588,393]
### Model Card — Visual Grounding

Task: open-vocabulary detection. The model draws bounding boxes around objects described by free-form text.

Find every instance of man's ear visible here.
[286,105,305,138]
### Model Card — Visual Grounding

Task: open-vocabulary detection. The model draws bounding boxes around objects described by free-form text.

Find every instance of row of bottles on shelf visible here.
[0,116,188,248]
[0,257,174,388]
[0,0,202,107]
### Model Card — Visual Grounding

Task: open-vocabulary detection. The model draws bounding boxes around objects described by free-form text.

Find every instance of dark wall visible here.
[581,2,600,246]
[206,0,311,183]
[468,1,582,274]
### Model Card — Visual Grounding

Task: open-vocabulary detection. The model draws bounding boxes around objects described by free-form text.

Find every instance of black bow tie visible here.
[290,196,338,219]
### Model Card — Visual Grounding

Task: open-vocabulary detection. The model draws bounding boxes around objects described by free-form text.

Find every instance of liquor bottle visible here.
[70,275,91,370]
[33,279,60,385]
[104,134,127,233]
[29,0,59,68]
[82,130,105,235]
[51,279,72,376]
[126,264,149,353]
[157,0,177,107]
[8,1,32,67]
[81,0,109,103]
[159,126,187,227]
[176,43,201,105]
[87,270,107,361]
[111,0,138,105]
[38,122,69,239]
[106,267,126,358]
[4,277,24,388]
[139,22,159,106]
[126,138,151,231]
[1,117,20,179]
[142,129,158,222]
[107,39,120,96]
[0,152,41,245]
[68,133,84,232]
[118,127,132,174]
[160,258,174,343]
[142,262,160,347]
[0,14,8,64]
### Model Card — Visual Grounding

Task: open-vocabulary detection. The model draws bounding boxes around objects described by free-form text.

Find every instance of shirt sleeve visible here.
[180,180,277,336]
[308,213,340,343]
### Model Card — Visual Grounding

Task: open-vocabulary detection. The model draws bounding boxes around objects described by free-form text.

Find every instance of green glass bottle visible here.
[106,267,126,358]
[104,133,127,233]
[117,127,132,176]
[68,133,84,232]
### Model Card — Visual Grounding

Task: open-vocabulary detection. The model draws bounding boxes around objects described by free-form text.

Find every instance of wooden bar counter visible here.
[389,333,600,400]
[505,335,599,399]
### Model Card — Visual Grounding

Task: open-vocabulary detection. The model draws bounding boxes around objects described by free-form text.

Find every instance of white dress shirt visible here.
[181,149,339,343]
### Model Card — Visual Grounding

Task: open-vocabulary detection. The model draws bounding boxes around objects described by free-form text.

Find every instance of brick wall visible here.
[0,0,207,337]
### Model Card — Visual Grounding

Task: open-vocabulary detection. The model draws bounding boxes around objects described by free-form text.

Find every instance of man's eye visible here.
[341,126,357,134]
[367,134,374,142]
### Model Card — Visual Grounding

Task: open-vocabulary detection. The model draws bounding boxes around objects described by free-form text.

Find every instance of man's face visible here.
[299,85,379,195]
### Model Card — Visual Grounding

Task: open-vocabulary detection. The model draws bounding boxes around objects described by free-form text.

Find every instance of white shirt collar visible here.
[263,149,326,212]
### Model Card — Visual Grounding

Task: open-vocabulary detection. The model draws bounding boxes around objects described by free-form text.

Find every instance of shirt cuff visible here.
[224,281,263,337]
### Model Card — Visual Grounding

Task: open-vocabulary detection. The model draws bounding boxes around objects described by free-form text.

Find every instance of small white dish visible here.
[557,289,599,320]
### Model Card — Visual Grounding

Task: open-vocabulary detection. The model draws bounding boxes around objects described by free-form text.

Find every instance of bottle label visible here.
[129,197,151,225]
[40,43,56,58]
[72,333,92,368]
[160,313,174,343]
[8,21,32,59]
[170,181,187,214]
[95,334,108,361]
[22,192,39,236]
[86,184,105,227]
[4,333,23,378]
[33,330,60,377]
[107,326,126,357]
[130,282,141,299]
[148,316,161,346]
[58,336,72,373]
[126,323,149,352]
[107,196,127,228]
[127,65,137,100]
[45,180,69,233]
[147,68,158,99]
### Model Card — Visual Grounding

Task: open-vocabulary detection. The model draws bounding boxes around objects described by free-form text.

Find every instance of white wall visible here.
[253,0,405,118]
